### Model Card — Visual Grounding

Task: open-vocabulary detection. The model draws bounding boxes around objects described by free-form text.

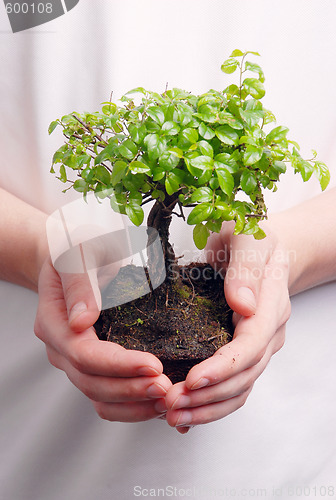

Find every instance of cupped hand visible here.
[164,222,291,433]
[34,258,172,422]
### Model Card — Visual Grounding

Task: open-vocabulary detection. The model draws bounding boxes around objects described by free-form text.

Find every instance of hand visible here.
[164,222,291,433]
[34,258,172,422]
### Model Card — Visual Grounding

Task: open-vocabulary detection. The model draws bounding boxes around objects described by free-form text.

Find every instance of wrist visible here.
[27,212,49,291]
[266,212,306,295]
[267,189,336,295]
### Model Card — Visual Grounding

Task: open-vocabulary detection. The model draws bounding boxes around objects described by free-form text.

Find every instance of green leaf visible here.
[216,169,235,196]
[215,201,234,220]
[128,191,143,205]
[194,104,218,123]
[52,144,68,164]
[109,192,126,213]
[218,112,244,130]
[118,139,138,160]
[189,155,213,171]
[242,219,266,239]
[240,170,258,193]
[245,61,265,83]
[165,171,181,195]
[193,224,210,250]
[266,126,289,144]
[215,125,239,146]
[243,145,263,166]
[198,122,215,140]
[233,208,246,235]
[239,108,264,128]
[300,160,314,182]
[246,51,261,56]
[190,187,213,203]
[152,189,165,202]
[125,202,144,226]
[94,165,110,185]
[230,49,244,57]
[225,85,240,99]
[152,167,165,181]
[73,179,88,193]
[167,146,184,158]
[129,160,151,174]
[314,161,330,191]
[63,153,80,170]
[205,219,223,233]
[243,78,265,99]
[59,165,67,183]
[221,58,239,74]
[129,123,146,144]
[162,121,180,136]
[143,133,166,160]
[111,160,127,186]
[101,102,117,115]
[124,86,147,96]
[272,161,287,174]
[187,203,214,225]
[146,106,165,126]
[159,151,180,171]
[81,167,95,183]
[198,140,214,158]
[181,127,199,144]
[263,109,276,125]
[48,120,59,135]
[253,227,267,240]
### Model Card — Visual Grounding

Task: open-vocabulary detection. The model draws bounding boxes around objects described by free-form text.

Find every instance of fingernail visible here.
[154,399,167,414]
[237,287,256,311]
[69,302,87,323]
[136,366,160,377]
[146,383,167,399]
[190,377,210,390]
[172,395,191,409]
[176,410,192,427]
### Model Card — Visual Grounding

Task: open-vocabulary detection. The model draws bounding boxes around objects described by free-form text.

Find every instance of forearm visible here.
[0,188,48,292]
[268,187,336,296]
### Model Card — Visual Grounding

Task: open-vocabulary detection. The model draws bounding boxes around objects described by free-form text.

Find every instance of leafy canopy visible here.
[50,50,330,250]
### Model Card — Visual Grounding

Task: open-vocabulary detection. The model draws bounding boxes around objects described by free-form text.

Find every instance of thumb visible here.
[61,271,101,332]
[224,236,272,317]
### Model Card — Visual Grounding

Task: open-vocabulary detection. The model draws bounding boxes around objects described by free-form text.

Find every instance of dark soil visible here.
[94,263,233,384]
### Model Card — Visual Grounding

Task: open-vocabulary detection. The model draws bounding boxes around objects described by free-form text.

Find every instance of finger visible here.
[166,328,285,410]
[48,347,172,402]
[92,399,166,422]
[204,222,234,272]
[224,233,276,316]
[57,335,165,378]
[166,387,253,427]
[36,266,165,378]
[60,270,101,332]
[184,261,290,390]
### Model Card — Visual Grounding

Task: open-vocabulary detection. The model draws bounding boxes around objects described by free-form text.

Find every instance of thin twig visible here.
[72,114,108,146]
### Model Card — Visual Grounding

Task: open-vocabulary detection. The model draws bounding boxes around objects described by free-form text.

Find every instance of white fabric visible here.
[0,1,336,499]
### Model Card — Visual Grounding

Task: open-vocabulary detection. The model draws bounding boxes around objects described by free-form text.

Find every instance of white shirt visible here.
[0,2,336,499]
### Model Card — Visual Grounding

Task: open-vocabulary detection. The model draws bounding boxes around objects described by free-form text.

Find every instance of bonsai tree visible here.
[49,49,329,279]
[49,49,330,382]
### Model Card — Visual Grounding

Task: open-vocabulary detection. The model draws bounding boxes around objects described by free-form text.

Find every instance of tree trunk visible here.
[146,192,179,282]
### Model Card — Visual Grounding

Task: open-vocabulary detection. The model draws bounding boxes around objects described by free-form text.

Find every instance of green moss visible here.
[194,296,214,309]
[173,283,191,300]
